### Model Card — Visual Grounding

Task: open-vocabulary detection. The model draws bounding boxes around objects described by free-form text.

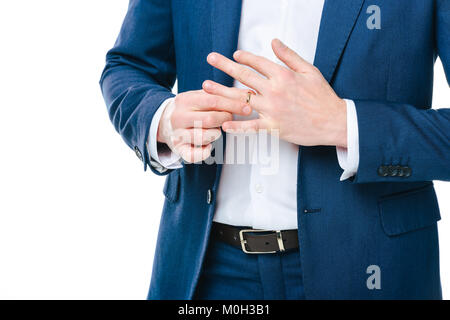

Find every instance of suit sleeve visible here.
[99,0,176,176]
[352,0,450,183]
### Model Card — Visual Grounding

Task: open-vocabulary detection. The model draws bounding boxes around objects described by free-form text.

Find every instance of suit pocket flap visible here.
[163,170,180,203]
[378,184,441,237]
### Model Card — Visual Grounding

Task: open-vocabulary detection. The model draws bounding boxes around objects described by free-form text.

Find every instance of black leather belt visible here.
[211,222,299,254]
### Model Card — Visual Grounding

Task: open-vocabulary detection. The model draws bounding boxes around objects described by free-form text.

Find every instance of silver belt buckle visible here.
[239,229,286,254]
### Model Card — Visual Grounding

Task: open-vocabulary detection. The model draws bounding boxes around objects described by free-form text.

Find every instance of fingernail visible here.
[203,81,212,90]
[233,50,242,59]
[243,106,251,114]
[274,38,286,48]
[207,53,217,63]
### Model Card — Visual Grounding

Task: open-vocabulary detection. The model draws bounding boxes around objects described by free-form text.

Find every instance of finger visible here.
[207,52,266,93]
[233,50,281,78]
[222,119,268,134]
[176,111,232,129]
[193,91,252,116]
[271,38,312,73]
[171,128,222,147]
[202,80,247,101]
[202,81,264,112]
[177,144,213,163]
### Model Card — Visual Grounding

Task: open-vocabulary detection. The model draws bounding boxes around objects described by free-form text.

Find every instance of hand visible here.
[203,39,348,148]
[157,90,252,163]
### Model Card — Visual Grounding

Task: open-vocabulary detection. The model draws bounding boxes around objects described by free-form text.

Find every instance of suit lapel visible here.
[314,0,366,83]
[210,0,243,87]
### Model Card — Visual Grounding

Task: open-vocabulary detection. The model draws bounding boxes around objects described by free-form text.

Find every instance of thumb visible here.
[272,38,312,73]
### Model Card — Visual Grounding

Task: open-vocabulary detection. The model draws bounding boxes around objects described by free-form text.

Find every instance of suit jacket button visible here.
[403,167,412,177]
[134,146,143,161]
[377,165,389,177]
[207,189,213,204]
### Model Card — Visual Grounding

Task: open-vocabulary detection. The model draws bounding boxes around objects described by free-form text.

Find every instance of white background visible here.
[0,1,448,299]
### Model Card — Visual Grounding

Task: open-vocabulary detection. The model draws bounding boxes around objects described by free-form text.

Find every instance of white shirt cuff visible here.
[336,99,360,181]
[147,98,183,170]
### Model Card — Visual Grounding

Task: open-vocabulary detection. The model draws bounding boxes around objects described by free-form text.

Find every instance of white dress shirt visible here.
[148,0,359,230]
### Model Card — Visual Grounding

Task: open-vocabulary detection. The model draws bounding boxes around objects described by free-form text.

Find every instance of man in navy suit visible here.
[100,0,450,299]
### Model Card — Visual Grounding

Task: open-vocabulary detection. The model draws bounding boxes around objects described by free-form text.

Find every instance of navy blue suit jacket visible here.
[100,0,450,299]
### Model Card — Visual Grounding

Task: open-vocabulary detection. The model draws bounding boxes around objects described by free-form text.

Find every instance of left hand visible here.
[203,38,348,148]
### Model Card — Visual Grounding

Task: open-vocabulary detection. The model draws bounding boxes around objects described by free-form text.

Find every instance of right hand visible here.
[157,89,252,163]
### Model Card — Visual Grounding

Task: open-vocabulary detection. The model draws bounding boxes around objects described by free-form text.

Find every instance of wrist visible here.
[329,98,347,148]
[157,122,167,144]
[157,99,175,144]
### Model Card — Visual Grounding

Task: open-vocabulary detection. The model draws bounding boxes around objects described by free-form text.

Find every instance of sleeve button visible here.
[134,146,143,161]
[377,165,389,177]
[206,189,213,204]
[403,167,412,178]
[389,165,400,177]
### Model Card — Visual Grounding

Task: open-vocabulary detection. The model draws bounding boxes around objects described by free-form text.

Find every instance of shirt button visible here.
[255,183,264,194]
[206,189,212,204]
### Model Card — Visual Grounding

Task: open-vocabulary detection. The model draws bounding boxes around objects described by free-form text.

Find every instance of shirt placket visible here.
[249,1,290,229]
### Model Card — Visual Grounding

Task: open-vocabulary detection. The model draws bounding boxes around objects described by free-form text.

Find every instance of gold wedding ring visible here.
[246,90,255,105]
